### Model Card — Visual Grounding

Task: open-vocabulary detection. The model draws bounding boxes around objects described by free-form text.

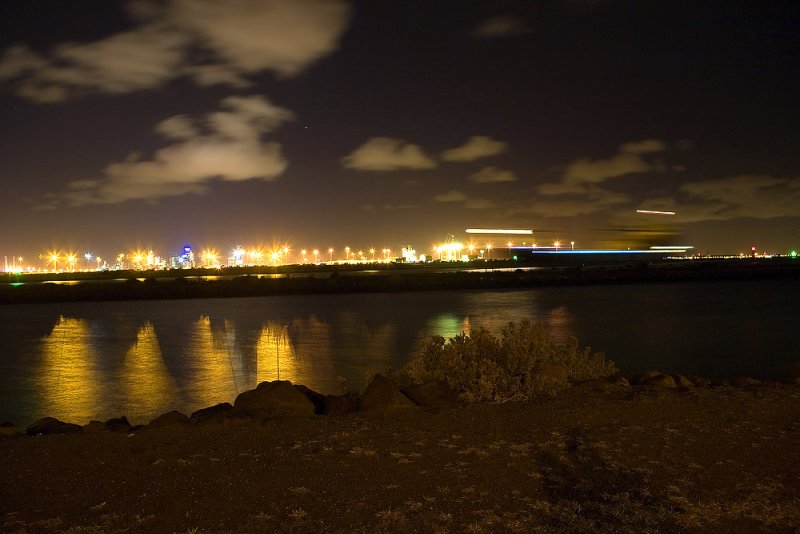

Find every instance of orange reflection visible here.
[256,322,300,384]
[38,316,103,423]
[184,316,246,406]
[254,316,336,392]
[120,322,181,420]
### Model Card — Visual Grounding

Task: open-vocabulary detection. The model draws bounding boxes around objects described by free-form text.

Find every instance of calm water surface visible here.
[1,279,797,426]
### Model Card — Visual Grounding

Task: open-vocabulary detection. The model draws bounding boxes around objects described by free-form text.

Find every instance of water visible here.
[1,279,797,426]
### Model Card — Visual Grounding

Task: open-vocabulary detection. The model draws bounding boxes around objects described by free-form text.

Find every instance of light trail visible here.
[636,209,676,215]
[465,228,533,235]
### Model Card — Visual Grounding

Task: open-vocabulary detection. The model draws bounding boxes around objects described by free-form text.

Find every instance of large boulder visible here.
[631,370,664,386]
[294,385,326,414]
[673,374,695,388]
[104,416,133,432]
[190,402,232,424]
[401,380,460,407]
[360,375,416,412]
[232,381,315,418]
[688,375,711,387]
[148,410,189,428]
[641,374,678,389]
[26,417,82,436]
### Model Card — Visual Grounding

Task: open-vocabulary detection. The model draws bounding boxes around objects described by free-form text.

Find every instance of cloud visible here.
[442,136,507,162]
[434,190,467,203]
[468,166,517,183]
[433,190,495,209]
[472,16,531,38]
[523,139,666,218]
[674,174,800,222]
[342,137,437,171]
[563,139,666,185]
[362,203,415,212]
[520,187,631,218]
[465,198,496,210]
[0,0,351,102]
[53,95,293,206]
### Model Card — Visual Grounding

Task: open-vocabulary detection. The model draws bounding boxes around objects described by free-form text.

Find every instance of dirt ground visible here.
[2,383,800,533]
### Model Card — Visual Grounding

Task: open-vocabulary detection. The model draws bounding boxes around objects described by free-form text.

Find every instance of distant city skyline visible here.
[2,0,799,260]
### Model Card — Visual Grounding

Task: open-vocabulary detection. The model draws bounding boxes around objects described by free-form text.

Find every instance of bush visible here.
[404,319,617,401]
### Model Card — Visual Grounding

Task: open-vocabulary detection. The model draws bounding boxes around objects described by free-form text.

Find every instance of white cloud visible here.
[342,137,437,171]
[55,95,293,206]
[465,198,496,210]
[434,190,467,202]
[0,0,351,102]
[442,136,507,162]
[563,139,666,184]
[433,190,495,209]
[468,166,517,183]
[472,16,531,38]
[526,139,666,218]
[155,115,199,140]
[171,0,350,77]
[676,174,800,222]
[521,187,631,218]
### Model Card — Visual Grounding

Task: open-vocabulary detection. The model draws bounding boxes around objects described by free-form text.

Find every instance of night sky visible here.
[1,0,799,264]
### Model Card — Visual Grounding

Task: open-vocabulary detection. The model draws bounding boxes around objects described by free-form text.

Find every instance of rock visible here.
[294,385,326,414]
[631,370,663,386]
[190,402,233,424]
[641,374,678,389]
[0,424,21,438]
[104,416,132,432]
[785,361,800,385]
[673,374,695,388]
[360,375,416,412]
[83,420,106,433]
[148,410,189,428]
[613,376,630,387]
[232,381,315,418]
[401,380,460,407]
[26,417,82,436]
[688,375,711,387]
[323,393,360,416]
[733,377,762,387]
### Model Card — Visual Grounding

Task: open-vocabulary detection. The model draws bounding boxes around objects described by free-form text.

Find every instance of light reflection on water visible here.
[121,322,180,418]
[2,281,797,427]
[38,317,105,423]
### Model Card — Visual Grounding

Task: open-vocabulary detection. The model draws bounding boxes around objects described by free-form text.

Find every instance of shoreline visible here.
[1,257,798,305]
[2,375,799,532]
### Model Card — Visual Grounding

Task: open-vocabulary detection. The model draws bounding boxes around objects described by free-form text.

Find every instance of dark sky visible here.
[1,0,799,265]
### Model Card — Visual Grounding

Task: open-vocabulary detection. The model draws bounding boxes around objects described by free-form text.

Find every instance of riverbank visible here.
[2,377,800,533]
[1,257,798,304]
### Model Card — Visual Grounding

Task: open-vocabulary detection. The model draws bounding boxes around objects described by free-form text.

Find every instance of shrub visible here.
[404,319,617,401]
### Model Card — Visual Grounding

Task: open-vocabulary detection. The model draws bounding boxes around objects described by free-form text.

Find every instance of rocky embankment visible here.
[2,368,800,533]
[4,364,799,437]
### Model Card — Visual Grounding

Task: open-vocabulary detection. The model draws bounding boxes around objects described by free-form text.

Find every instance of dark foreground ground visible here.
[2,384,799,533]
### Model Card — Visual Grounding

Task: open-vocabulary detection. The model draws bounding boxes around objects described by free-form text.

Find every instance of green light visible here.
[512,255,518,261]
[791,250,798,258]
